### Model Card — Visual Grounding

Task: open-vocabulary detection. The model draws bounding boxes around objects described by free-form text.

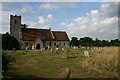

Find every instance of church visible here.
[10,15,70,50]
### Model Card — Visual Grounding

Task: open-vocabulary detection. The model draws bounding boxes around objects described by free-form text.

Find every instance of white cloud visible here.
[38,14,53,25]
[38,16,46,24]
[99,29,105,33]
[101,17,118,26]
[39,3,57,9]
[62,2,118,40]
[22,20,49,29]
[91,10,99,17]
[2,0,119,2]
[0,10,15,33]
[101,2,118,18]
[39,3,76,10]
[34,14,54,29]
[12,5,34,15]
[48,14,53,20]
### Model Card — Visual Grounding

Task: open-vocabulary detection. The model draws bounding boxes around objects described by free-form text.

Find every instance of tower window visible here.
[14,20,17,24]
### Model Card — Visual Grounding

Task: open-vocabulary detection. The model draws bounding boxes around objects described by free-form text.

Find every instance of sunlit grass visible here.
[80,47,118,78]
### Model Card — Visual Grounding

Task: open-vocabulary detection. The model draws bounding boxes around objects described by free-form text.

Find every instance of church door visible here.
[36,44,40,49]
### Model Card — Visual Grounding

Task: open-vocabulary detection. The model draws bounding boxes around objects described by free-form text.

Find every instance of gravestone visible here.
[84,50,89,57]
[54,48,59,54]
[63,47,69,59]
[62,48,64,51]
[56,68,70,80]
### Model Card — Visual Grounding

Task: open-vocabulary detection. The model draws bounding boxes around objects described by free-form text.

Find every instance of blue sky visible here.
[1,2,118,40]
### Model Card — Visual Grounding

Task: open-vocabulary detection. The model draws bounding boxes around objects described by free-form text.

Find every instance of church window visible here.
[64,43,65,46]
[54,42,56,46]
[15,20,17,24]
[50,41,52,46]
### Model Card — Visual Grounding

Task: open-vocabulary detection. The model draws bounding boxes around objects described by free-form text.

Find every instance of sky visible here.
[1,1,119,40]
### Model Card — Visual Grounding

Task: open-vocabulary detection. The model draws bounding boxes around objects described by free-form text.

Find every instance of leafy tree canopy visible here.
[2,32,20,50]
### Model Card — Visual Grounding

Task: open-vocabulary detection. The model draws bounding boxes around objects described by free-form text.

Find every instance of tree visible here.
[110,39,120,46]
[2,32,20,50]
[79,37,94,47]
[2,51,9,72]
[93,38,102,47]
[70,37,79,47]
[101,40,110,47]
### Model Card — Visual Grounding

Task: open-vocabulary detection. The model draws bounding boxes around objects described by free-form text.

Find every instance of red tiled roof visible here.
[52,31,69,41]
[22,28,54,41]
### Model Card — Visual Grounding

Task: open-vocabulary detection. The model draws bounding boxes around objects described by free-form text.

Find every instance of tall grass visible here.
[80,47,118,78]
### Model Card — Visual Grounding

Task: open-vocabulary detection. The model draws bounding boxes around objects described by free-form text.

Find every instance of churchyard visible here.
[2,47,118,78]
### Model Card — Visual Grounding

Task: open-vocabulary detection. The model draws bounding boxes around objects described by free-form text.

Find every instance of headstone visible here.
[84,50,89,57]
[32,46,34,50]
[63,47,69,59]
[73,46,76,49]
[12,48,16,52]
[76,46,78,49]
[40,48,43,51]
[50,48,53,53]
[54,48,59,54]
[62,48,64,51]
[57,68,70,79]
[82,47,85,49]
[87,47,89,49]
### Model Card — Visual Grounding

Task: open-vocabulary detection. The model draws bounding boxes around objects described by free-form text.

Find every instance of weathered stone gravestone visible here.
[84,50,89,57]
[62,48,64,51]
[63,47,69,59]
[54,48,59,54]
[50,48,53,53]
[12,48,16,52]
[73,46,78,49]
[87,47,89,49]
[56,68,70,80]
[82,47,85,49]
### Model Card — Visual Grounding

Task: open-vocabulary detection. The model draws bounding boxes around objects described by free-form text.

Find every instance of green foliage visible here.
[110,39,120,46]
[2,32,20,50]
[2,51,10,72]
[70,36,120,47]
[79,37,94,47]
[70,37,79,47]
[2,51,16,73]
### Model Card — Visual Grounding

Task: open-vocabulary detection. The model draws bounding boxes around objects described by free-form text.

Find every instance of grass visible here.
[80,47,118,78]
[3,47,118,78]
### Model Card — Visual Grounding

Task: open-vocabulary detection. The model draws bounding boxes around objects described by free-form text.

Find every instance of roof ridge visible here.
[52,31,66,32]
[27,28,50,30]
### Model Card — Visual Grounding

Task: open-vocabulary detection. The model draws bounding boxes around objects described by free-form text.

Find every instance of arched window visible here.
[54,42,56,46]
[14,20,17,24]
[50,41,52,46]
[64,43,65,46]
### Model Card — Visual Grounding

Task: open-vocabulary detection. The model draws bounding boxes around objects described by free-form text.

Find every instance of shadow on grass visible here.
[67,56,77,59]
[67,55,78,59]
[2,72,49,80]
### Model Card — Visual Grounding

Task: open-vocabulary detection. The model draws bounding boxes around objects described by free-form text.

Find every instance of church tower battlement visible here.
[10,15,22,42]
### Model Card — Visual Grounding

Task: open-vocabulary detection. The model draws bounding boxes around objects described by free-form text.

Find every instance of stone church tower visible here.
[10,15,22,42]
